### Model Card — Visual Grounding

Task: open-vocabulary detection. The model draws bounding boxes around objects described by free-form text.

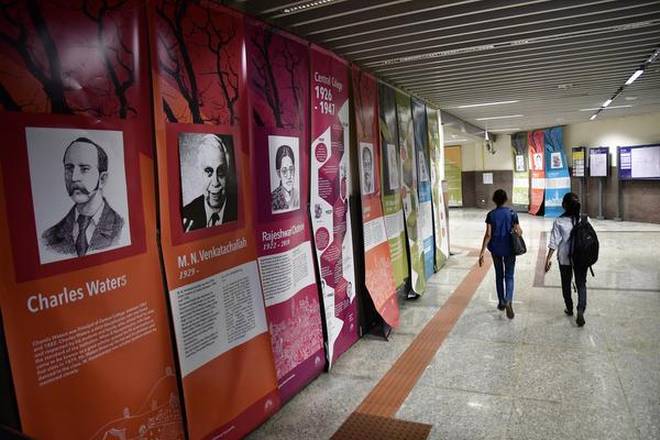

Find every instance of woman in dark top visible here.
[479,189,523,319]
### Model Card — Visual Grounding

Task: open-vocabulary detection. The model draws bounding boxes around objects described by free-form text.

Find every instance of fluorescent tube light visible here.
[579,105,632,111]
[454,100,519,109]
[475,115,524,121]
[625,69,644,85]
[590,114,598,120]
[602,99,613,107]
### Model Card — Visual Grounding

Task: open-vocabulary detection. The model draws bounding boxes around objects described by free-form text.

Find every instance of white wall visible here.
[457,134,513,171]
[564,111,660,166]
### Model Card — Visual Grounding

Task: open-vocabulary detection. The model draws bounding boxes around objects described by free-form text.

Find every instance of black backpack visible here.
[569,215,599,275]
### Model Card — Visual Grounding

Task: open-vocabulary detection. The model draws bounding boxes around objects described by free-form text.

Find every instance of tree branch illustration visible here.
[81,0,136,118]
[250,28,283,127]
[0,0,73,113]
[0,79,20,110]
[279,39,303,129]
[162,98,177,122]
[195,7,239,125]
[155,0,203,123]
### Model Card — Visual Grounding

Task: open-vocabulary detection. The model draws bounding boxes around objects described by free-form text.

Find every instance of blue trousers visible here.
[492,255,516,305]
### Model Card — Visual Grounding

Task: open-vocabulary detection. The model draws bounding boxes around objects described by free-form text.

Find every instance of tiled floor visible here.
[247,208,660,440]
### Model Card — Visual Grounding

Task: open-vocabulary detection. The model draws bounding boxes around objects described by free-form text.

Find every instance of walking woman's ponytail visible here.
[562,192,581,222]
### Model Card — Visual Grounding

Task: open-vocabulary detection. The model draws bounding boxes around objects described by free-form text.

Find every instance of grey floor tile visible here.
[521,312,608,352]
[330,332,415,379]
[398,386,513,440]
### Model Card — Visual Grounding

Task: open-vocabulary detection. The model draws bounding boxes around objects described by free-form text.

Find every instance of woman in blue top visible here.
[479,189,523,319]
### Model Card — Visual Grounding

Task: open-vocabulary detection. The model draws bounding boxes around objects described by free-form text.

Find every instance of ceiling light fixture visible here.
[602,99,612,108]
[590,114,598,120]
[579,105,632,111]
[454,100,519,109]
[476,115,524,121]
[281,0,336,14]
[625,69,644,85]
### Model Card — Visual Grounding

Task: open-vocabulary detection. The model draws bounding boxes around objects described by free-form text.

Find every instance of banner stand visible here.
[597,178,605,220]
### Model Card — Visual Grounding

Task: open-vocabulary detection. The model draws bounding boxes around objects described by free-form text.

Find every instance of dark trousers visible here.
[559,264,588,313]
[492,255,516,305]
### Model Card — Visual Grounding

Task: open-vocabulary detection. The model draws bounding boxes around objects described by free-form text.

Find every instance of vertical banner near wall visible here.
[352,67,399,328]
[150,3,279,439]
[0,2,184,439]
[396,91,426,295]
[543,127,570,217]
[378,83,409,288]
[528,130,545,215]
[411,99,435,280]
[309,45,358,367]
[445,145,463,207]
[427,108,449,269]
[245,19,325,402]
[511,132,530,210]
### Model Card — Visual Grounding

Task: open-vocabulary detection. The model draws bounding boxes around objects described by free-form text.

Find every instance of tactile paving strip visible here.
[355,252,491,418]
[332,412,432,440]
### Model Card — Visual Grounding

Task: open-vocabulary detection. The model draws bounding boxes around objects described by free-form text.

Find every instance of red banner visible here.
[150,2,279,438]
[0,2,183,439]
[351,67,399,328]
[528,130,545,215]
[245,18,325,402]
[309,45,359,367]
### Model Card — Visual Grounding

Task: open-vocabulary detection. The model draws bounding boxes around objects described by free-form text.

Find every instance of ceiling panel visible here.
[226,0,660,132]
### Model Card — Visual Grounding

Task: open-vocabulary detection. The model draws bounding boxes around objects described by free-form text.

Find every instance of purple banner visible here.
[246,18,325,401]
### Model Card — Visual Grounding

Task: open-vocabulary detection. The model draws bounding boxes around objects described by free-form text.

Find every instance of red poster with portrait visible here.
[528,130,545,215]
[351,66,399,328]
[245,19,325,402]
[149,2,279,439]
[0,2,184,439]
[309,45,359,367]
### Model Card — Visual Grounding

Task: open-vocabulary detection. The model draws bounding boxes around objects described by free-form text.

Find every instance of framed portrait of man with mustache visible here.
[26,127,132,265]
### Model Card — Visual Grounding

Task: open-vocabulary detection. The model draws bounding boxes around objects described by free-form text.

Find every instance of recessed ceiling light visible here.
[453,100,519,109]
[602,99,613,107]
[590,114,598,120]
[557,83,574,90]
[281,0,335,14]
[579,105,632,111]
[475,115,524,121]
[624,96,638,101]
[624,69,644,85]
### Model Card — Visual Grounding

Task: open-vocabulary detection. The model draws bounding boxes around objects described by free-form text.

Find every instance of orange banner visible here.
[149,2,278,439]
[0,2,183,439]
[352,66,399,328]
[528,130,545,215]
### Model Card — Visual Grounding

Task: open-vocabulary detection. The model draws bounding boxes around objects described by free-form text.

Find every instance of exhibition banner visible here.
[151,3,279,439]
[427,108,449,268]
[445,145,463,207]
[528,130,545,215]
[309,45,358,366]
[544,127,570,217]
[352,67,399,328]
[245,19,325,402]
[412,99,434,279]
[511,132,529,209]
[0,2,184,439]
[378,83,410,288]
[396,91,426,295]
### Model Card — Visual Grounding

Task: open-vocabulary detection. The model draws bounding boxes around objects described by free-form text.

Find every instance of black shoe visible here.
[497,303,506,311]
[564,309,573,316]
[505,302,515,320]
[576,312,585,327]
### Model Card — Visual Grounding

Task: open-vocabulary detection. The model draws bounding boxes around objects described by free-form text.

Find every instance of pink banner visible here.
[351,66,399,328]
[309,45,358,367]
[528,130,545,215]
[245,18,325,402]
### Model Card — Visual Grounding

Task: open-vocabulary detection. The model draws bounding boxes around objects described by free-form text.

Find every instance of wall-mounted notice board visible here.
[619,144,660,180]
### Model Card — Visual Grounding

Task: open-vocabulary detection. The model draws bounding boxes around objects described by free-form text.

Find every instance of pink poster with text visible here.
[245,18,325,402]
[309,45,358,367]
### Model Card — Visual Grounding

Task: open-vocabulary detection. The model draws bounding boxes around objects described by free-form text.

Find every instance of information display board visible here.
[352,67,399,329]
[589,147,610,177]
[511,132,529,209]
[245,18,325,403]
[396,91,426,295]
[619,144,660,180]
[151,4,280,438]
[426,107,449,269]
[572,147,586,177]
[544,127,570,218]
[444,146,463,207]
[0,2,184,439]
[528,130,545,215]
[378,83,410,288]
[309,45,358,367]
